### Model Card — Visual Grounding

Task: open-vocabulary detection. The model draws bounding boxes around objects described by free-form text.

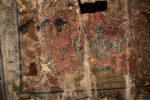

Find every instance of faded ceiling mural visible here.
[0,0,150,100]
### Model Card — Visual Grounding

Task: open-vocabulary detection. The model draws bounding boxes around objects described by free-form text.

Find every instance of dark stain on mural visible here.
[54,18,68,32]
[19,19,35,33]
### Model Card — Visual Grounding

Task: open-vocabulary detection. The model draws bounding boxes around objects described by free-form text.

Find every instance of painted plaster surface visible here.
[18,0,129,93]
[0,0,149,100]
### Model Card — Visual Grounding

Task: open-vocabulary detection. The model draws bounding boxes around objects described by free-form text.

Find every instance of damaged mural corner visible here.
[0,0,150,100]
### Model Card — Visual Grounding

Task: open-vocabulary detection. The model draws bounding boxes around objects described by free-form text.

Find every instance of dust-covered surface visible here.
[0,0,150,100]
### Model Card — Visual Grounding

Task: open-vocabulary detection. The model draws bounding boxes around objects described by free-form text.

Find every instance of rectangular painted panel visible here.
[18,0,127,93]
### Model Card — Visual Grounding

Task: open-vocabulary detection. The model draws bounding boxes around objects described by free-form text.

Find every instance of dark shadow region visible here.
[78,0,107,14]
